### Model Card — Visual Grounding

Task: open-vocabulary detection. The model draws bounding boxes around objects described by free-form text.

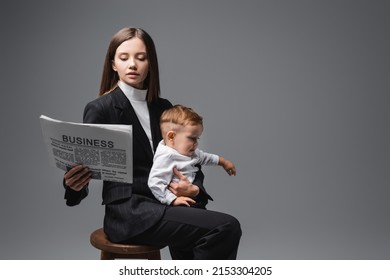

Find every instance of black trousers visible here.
[129,206,242,260]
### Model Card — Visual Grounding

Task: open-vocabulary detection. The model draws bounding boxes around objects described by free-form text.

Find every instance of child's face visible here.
[112,37,149,89]
[171,124,203,157]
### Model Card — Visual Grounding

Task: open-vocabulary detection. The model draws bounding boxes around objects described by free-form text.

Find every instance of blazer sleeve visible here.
[83,98,108,124]
[63,98,106,206]
[191,165,213,209]
[63,178,89,206]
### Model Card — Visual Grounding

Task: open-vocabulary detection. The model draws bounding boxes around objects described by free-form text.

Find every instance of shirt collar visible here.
[118,80,147,102]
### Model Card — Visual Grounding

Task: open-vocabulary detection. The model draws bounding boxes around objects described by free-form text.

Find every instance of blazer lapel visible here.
[113,89,154,161]
[148,101,163,153]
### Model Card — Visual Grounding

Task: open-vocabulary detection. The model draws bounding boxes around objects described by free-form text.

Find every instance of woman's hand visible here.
[64,164,92,191]
[169,168,200,197]
[171,196,196,207]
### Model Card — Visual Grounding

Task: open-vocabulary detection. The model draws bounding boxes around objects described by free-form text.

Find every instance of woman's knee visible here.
[227,215,242,240]
[213,213,242,241]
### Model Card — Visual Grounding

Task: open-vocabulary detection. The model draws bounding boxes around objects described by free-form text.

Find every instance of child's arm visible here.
[148,153,178,205]
[218,156,237,176]
[196,149,236,176]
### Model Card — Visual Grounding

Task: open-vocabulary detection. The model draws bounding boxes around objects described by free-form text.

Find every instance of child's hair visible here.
[160,105,203,133]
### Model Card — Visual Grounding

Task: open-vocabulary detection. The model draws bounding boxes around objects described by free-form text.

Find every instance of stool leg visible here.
[100,251,115,260]
[147,250,161,260]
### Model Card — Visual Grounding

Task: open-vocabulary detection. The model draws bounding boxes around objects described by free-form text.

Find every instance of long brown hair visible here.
[99,27,160,103]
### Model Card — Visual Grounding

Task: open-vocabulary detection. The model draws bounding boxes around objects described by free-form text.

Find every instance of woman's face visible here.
[112,37,149,89]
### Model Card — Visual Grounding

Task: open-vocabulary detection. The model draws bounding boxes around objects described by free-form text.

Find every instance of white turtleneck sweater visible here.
[118,81,154,151]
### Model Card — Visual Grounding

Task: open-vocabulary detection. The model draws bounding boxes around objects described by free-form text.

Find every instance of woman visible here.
[63,27,241,259]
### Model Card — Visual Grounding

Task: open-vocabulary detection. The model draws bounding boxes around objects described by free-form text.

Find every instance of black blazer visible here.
[64,87,210,242]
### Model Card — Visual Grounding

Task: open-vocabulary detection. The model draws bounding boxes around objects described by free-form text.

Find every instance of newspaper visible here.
[40,115,133,183]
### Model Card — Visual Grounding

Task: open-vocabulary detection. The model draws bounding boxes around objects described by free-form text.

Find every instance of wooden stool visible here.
[90,228,162,260]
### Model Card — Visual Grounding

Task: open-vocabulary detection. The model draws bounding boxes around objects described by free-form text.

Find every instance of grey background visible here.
[0,0,389,259]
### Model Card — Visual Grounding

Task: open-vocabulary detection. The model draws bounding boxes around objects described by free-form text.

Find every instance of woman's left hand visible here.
[169,168,200,198]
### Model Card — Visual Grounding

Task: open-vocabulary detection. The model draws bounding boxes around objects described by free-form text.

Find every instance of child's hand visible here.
[171,196,196,207]
[219,157,237,176]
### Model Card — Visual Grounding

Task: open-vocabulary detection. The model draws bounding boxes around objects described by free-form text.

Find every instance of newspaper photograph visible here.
[40,115,133,183]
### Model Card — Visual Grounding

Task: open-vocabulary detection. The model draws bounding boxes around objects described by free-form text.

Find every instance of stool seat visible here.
[90,228,162,260]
